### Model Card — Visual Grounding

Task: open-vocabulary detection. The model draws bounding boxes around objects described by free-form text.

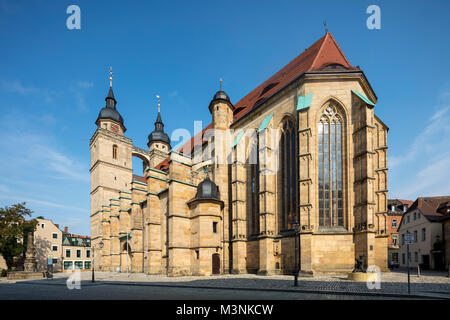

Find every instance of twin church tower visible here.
[90,32,390,276]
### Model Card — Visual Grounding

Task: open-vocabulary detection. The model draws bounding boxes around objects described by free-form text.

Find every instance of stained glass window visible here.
[318,105,343,227]
[280,119,298,231]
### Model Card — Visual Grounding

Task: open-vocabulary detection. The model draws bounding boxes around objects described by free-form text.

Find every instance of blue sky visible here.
[0,0,449,235]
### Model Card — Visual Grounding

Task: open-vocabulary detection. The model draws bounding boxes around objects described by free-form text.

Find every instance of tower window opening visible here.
[113,145,118,159]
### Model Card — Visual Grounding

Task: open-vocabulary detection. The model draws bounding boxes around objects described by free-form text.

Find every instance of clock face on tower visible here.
[111,124,119,133]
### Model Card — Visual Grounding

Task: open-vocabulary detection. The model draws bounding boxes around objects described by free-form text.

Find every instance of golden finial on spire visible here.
[219,78,223,91]
[156,95,160,113]
[109,66,113,87]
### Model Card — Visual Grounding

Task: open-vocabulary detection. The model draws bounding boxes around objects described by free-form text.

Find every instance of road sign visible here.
[404,233,415,244]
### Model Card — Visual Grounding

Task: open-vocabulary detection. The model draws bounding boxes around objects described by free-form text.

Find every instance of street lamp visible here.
[92,240,104,283]
[291,219,300,286]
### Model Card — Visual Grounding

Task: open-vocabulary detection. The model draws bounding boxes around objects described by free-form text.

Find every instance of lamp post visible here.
[292,219,300,286]
[92,240,103,283]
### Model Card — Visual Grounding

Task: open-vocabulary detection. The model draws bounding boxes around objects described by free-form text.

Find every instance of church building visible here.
[90,32,389,276]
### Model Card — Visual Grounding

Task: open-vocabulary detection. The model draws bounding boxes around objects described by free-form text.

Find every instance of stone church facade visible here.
[90,32,389,276]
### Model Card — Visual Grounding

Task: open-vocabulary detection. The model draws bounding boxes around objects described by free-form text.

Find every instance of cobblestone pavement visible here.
[3,269,448,297]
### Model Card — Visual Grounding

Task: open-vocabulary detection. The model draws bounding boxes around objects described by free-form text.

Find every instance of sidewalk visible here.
[9,270,450,299]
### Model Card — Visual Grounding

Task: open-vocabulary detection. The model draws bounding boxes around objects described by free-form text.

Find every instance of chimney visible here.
[55,224,59,229]
[64,226,68,233]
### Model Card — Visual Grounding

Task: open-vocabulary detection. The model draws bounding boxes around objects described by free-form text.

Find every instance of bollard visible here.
[417,265,420,277]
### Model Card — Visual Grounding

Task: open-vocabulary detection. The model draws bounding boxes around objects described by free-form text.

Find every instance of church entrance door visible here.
[212,253,220,275]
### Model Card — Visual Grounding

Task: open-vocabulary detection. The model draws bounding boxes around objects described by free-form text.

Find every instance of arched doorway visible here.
[212,253,220,275]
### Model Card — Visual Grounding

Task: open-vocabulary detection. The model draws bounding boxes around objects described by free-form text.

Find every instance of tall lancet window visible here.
[280,119,298,231]
[249,133,260,235]
[318,105,343,227]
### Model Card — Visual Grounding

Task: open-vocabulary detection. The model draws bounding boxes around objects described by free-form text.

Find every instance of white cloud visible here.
[2,80,39,95]
[168,90,179,98]
[0,112,89,182]
[0,194,86,214]
[70,80,94,111]
[1,79,60,102]
[389,97,450,199]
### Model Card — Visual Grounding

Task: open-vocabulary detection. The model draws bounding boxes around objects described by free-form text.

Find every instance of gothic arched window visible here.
[318,105,343,227]
[113,145,118,160]
[249,133,260,235]
[280,119,298,231]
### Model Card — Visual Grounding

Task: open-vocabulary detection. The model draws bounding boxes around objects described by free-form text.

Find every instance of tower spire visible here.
[323,20,328,34]
[219,78,223,91]
[109,66,113,87]
[156,95,161,114]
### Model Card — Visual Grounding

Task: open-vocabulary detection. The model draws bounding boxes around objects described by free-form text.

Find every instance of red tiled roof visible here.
[155,32,356,170]
[397,199,414,207]
[132,174,147,184]
[403,196,450,223]
[232,32,356,121]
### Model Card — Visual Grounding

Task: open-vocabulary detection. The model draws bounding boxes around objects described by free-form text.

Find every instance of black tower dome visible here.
[208,78,233,113]
[96,86,125,127]
[148,98,170,146]
[212,89,230,102]
[195,176,220,200]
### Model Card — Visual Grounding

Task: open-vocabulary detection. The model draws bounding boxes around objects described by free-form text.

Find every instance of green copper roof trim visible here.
[132,180,147,186]
[132,187,147,192]
[110,198,120,201]
[119,196,132,200]
[119,233,132,240]
[148,175,168,182]
[148,167,168,175]
[147,191,159,196]
[297,92,312,110]
[120,190,132,194]
[351,90,375,106]
[257,113,274,132]
[158,188,169,195]
[170,179,197,188]
[110,204,120,207]
[232,130,245,148]
[102,205,110,207]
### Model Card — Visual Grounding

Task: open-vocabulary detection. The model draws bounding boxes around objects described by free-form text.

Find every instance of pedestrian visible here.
[390,260,395,270]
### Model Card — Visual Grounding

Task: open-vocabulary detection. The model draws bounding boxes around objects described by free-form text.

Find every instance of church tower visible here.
[147,96,170,168]
[208,79,234,273]
[90,69,133,270]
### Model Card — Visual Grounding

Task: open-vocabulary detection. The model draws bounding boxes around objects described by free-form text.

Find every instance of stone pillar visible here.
[257,128,276,275]
[146,168,168,275]
[23,232,37,272]
[100,201,112,271]
[119,191,132,272]
[110,202,120,272]
[231,147,247,273]
[298,105,314,274]
[130,180,146,273]
[167,152,196,276]
[352,94,377,268]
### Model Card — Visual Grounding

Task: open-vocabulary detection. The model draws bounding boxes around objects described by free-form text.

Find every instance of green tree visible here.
[0,202,38,270]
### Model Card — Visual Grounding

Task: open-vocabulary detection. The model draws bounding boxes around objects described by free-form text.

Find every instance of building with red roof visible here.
[397,196,450,270]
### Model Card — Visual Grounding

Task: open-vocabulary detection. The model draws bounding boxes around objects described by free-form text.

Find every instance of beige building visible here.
[90,32,390,276]
[34,218,63,272]
[398,196,450,270]
[443,213,450,269]
[62,233,92,272]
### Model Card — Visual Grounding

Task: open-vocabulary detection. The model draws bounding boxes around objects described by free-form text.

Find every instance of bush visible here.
[0,270,7,277]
